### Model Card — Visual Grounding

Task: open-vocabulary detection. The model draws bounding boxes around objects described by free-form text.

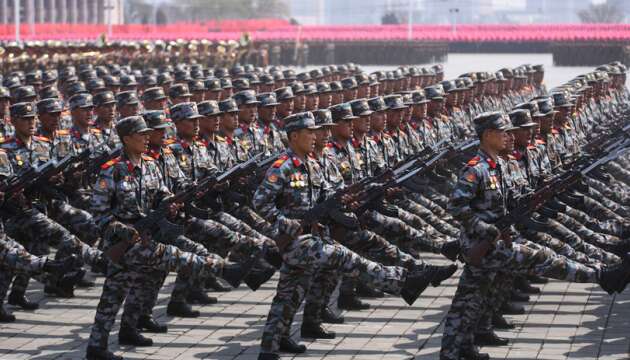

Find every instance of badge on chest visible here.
[289,172,306,188]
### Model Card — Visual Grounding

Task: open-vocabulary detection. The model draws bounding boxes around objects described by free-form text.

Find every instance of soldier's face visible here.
[294,95,306,111]
[96,103,116,122]
[258,106,276,122]
[331,92,343,105]
[120,103,140,118]
[148,129,165,147]
[144,99,167,111]
[412,104,427,118]
[39,112,61,131]
[177,118,199,138]
[205,90,221,101]
[318,94,332,109]
[171,96,190,105]
[221,112,238,131]
[483,129,508,152]
[238,104,257,124]
[386,109,403,129]
[124,132,149,154]
[278,100,294,117]
[192,91,205,103]
[352,116,370,134]
[314,128,331,148]
[505,131,515,152]
[370,112,386,132]
[201,115,220,133]
[513,128,532,147]
[12,116,36,137]
[291,128,316,155]
[0,99,9,117]
[72,107,94,128]
[333,119,353,140]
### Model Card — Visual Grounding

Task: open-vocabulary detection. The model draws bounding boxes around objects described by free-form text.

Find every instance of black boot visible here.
[474,331,509,346]
[322,307,344,324]
[356,283,384,298]
[279,337,306,353]
[527,274,548,284]
[166,301,200,318]
[492,313,514,330]
[516,277,541,294]
[76,270,95,287]
[301,322,336,339]
[510,289,530,302]
[338,293,370,310]
[85,345,123,360]
[205,276,232,292]
[440,240,461,262]
[500,302,525,315]
[430,264,458,287]
[400,263,434,306]
[0,307,15,323]
[244,264,276,291]
[600,255,630,294]
[137,315,167,333]
[257,354,279,360]
[186,289,218,305]
[8,292,39,310]
[460,347,490,360]
[42,255,77,277]
[221,260,254,289]
[118,326,153,347]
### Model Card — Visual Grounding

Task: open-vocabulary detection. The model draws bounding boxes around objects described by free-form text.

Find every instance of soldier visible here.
[233,90,264,156]
[0,87,13,140]
[255,111,452,360]
[256,92,286,157]
[86,116,249,360]
[439,111,629,360]
[93,91,120,148]
[117,91,142,119]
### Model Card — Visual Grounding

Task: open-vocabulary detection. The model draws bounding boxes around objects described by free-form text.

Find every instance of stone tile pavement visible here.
[0,254,629,360]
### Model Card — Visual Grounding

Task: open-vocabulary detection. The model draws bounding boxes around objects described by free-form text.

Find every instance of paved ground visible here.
[0,253,629,360]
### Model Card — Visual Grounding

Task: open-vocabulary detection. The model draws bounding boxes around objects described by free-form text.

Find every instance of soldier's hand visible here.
[310,223,326,237]
[285,219,303,238]
[168,201,184,219]
[49,173,64,185]
[385,187,403,199]
[500,231,513,248]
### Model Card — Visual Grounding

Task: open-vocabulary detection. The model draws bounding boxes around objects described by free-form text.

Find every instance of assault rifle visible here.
[133,153,261,235]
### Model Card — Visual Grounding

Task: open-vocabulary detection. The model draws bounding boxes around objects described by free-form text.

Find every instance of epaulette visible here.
[56,129,70,136]
[326,143,334,148]
[164,138,176,145]
[101,157,121,170]
[526,144,537,150]
[163,147,173,154]
[535,139,545,145]
[34,135,51,142]
[272,154,289,168]
[90,128,102,134]
[215,135,226,142]
[142,155,155,161]
[0,137,14,144]
[467,156,481,166]
[551,128,560,135]
[507,154,516,160]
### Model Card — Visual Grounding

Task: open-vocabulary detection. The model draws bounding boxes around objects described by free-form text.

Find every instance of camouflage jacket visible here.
[253,148,333,235]
[200,133,234,172]
[385,128,412,162]
[94,120,121,149]
[351,135,386,177]
[166,137,217,182]
[326,138,363,184]
[90,152,170,227]
[146,145,187,192]
[256,120,286,157]
[313,147,345,190]
[217,131,250,163]
[0,135,52,171]
[235,122,265,157]
[370,131,399,168]
[54,125,108,159]
[449,150,509,250]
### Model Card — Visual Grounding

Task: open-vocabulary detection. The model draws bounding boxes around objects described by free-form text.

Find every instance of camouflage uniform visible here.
[88,146,225,351]
[440,150,599,360]
[255,147,409,356]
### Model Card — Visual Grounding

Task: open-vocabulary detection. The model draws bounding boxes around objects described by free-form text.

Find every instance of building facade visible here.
[0,0,124,24]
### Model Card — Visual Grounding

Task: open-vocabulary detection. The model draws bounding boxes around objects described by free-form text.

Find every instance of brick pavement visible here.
[0,254,628,360]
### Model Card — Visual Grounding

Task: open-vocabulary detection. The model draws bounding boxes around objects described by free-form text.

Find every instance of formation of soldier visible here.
[0,41,628,360]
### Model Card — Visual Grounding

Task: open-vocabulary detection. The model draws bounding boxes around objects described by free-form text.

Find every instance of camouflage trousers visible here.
[259,234,406,355]
[360,209,436,257]
[5,209,101,296]
[88,221,223,351]
[228,205,275,239]
[185,216,265,264]
[441,240,599,360]
[395,198,460,239]
[562,203,630,240]
[0,237,46,273]
[48,199,101,246]
[540,217,620,265]
[522,229,605,270]
[304,228,420,324]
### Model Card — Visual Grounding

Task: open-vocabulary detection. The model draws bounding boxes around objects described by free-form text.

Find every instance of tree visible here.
[578,2,624,23]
